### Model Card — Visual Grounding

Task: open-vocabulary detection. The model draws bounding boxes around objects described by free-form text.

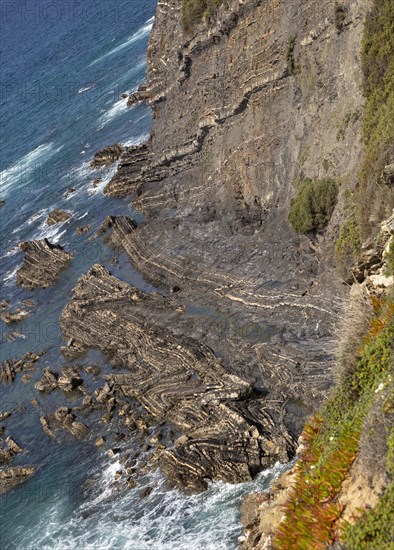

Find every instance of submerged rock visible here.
[16,238,72,289]
[46,209,71,226]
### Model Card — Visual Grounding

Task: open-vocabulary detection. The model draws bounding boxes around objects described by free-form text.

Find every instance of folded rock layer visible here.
[60,264,295,491]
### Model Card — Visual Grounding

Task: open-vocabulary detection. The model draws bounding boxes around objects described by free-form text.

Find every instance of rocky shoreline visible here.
[0,0,379,534]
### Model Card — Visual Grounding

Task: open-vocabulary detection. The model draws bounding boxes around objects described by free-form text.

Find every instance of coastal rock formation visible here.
[60,265,295,491]
[34,368,59,393]
[16,239,72,289]
[1,308,31,325]
[54,407,89,439]
[90,143,124,168]
[103,142,151,197]
[46,209,71,226]
[0,466,37,494]
[127,83,150,107]
[97,215,137,244]
[0,352,45,384]
[95,0,372,412]
[81,0,372,496]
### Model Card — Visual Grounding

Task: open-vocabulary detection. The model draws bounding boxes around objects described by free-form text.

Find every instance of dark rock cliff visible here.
[61,0,373,491]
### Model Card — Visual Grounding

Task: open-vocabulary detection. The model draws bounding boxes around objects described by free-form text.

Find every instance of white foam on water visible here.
[123,132,150,147]
[3,265,20,286]
[78,84,95,94]
[0,143,62,198]
[86,163,119,196]
[88,18,154,67]
[0,246,18,259]
[32,221,68,243]
[97,96,130,129]
[23,460,289,550]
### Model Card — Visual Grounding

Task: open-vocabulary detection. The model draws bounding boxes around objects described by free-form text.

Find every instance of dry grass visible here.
[335,285,374,386]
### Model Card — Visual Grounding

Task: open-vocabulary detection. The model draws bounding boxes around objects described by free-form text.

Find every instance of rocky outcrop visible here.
[34,368,59,393]
[16,239,72,289]
[127,83,150,107]
[46,209,71,226]
[240,467,297,549]
[103,142,151,197]
[54,407,89,439]
[0,352,45,384]
[76,225,90,235]
[97,215,137,245]
[0,436,23,466]
[60,264,295,492]
[90,143,124,168]
[1,308,31,325]
[0,466,37,494]
[93,0,371,414]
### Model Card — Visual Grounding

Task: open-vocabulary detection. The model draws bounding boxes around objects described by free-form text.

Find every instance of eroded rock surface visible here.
[0,466,37,494]
[91,143,124,168]
[60,264,295,491]
[16,239,72,289]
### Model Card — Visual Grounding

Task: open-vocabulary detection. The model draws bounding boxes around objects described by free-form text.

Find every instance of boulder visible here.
[34,368,58,393]
[57,367,83,392]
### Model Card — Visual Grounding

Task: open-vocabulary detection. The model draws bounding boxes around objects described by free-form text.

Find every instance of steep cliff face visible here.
[103,0,371,402]
[139,0,368,223]
[61,0,376,492]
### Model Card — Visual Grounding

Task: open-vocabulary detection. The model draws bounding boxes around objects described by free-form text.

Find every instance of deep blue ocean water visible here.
[0,2,286,548]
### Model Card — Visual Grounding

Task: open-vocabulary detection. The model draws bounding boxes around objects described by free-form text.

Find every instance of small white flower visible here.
[329,436,334,441]
[310,465,315,469]
[375,383,384,393]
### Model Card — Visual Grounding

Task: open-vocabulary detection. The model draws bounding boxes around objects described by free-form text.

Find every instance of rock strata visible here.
[0,466,37,494]
[46,209,71,226]
[127,83,150,107]
[16,239,72,289]
[60,264,295,492]
[90,143,124,168]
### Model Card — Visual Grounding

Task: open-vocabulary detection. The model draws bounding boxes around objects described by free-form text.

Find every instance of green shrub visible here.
[288,178,339,233]
[182,0,223,29]
[286,34,297,74]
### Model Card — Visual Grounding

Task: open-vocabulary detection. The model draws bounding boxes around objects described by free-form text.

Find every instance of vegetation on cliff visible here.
[288,178,338,233]
[272,291,394,549]
[182,0,223,29]
[337,0,394,263]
